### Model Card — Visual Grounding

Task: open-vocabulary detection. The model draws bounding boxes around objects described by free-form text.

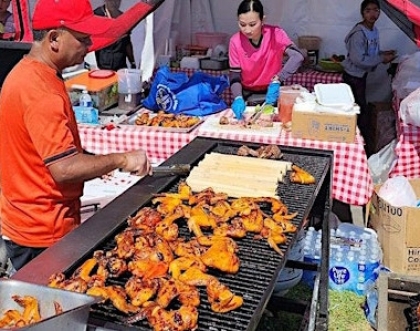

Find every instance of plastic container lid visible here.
[314,83,355,106]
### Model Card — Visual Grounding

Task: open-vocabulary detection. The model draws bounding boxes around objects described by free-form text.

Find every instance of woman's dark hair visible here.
[237,0,264,20]
[360,0,380,15]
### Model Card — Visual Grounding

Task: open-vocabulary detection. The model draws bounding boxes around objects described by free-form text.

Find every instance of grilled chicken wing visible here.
[177,266,216,287]
[12,295,41,325]
[206,278,243,313]
[125,277,160,307]
[213,218,247,238]
[199,236,240,274]
[290,164,315,184]
[169,256,207,279]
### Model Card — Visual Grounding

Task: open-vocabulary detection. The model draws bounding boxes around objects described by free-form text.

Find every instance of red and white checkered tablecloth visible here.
[389,96,420,178]
[196,110,373,206]
[78,109,373,206]
[79,124,197,166]
[157,68,343,106]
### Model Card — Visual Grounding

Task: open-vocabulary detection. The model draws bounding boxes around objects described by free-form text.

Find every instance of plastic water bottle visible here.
[357,252,367,293]
[79,90,93,107]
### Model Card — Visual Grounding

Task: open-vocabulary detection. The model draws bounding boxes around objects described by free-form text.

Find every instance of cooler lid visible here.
[65,71,117,92]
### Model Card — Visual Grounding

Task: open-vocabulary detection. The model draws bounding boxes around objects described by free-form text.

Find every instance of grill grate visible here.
[77,141,332,331]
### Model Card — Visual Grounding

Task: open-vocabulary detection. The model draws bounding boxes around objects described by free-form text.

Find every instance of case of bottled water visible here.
[302,223,382,295]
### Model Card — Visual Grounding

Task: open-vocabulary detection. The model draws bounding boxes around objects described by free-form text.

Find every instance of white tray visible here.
[314,83,355,106]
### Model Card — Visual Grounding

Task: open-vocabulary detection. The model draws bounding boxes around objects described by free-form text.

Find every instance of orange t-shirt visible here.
[0,57,83,248]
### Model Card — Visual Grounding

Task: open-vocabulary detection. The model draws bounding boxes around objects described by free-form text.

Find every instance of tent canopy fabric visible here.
[380,0,420,46]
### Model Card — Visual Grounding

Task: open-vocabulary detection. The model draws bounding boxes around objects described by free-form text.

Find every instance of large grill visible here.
[13,137,333,331]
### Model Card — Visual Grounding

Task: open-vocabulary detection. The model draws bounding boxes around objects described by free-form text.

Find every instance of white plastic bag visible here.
[377,176,417,207]
[399,87,420,126]
[368,139,398,185]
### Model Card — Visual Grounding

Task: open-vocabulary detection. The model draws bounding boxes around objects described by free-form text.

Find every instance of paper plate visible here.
[88,70,116,79]
[314,83,355,106]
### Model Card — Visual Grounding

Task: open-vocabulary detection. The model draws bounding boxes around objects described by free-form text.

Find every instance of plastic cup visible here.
[278,86,302,130]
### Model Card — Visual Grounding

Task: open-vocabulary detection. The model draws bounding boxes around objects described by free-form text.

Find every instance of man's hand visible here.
[265,81,280,105]
[121,150,152,176]
[232,96,246,119]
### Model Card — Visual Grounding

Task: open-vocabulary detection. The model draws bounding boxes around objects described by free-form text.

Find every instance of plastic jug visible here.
[117,69,142,111]
[278,85,307,131]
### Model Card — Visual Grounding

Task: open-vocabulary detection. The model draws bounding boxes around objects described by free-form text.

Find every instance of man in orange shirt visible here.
[0,0,165,271]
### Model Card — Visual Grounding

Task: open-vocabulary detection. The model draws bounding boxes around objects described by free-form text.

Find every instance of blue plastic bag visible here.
[143,66,229,116]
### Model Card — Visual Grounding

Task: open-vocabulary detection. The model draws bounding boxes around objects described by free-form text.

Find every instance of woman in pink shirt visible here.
[229,0,304,119]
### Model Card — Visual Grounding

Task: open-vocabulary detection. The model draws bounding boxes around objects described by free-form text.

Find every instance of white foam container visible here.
[314,83,355,106]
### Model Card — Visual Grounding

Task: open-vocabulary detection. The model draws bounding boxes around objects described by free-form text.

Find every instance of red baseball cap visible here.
[32,0,113,35]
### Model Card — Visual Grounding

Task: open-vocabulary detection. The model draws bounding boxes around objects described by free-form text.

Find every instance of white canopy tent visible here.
[152,0,419,102]
[22,0,419,100]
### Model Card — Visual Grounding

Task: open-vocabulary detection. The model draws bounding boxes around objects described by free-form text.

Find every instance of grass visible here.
[256,282,374,331]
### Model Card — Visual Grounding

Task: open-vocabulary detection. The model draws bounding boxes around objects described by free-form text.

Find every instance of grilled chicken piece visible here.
[48,272,66,288]
[270,215,298,233]
[290,164,315,184]
[188,187,228,206]
[155,205,189,242]
[187,205,218,237]
[54,301,63,315]
[169,256,207,279]
[178,266,216,287]
[206,278,243,313]
[199,236,240,274]
[256,144,282,159]
[0,309,25,328]
[125,277,160,307]
[126,302,199,331]
[230,197,258,216]
[12,295,41,325]
[87,285,139,314]
[210,200,236,223]
[128,207,163,228]
[240,208,264,233]
[102,256,128,278]
[213,218,247,238]
[135,112,150,125]
[72,257,98,282]
[177,282,200,307]
[171,238,205,258]
[156,278,179,308]
[255,218,291,255]
[128,259,169,279]
[48,275,88,293]
[112,229,137,259]
[254,196,289,214]
[152,196,183,215]
[237,145,259,157]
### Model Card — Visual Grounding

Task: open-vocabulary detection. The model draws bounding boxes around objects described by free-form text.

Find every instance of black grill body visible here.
[13,137,333,331]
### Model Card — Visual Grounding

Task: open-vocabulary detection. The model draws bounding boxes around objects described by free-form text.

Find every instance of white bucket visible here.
[272,229,305,296]
[117,69,142,94]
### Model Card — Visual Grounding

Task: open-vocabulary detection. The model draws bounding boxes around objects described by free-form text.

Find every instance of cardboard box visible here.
[369,178,420,275]
[65,71,118,111]
[291,109,357,143]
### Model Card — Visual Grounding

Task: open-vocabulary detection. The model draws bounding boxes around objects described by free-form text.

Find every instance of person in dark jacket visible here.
[94,0,136,70]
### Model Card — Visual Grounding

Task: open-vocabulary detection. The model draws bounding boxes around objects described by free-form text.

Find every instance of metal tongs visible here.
[152,164,191,176]
[247,102,269,125]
